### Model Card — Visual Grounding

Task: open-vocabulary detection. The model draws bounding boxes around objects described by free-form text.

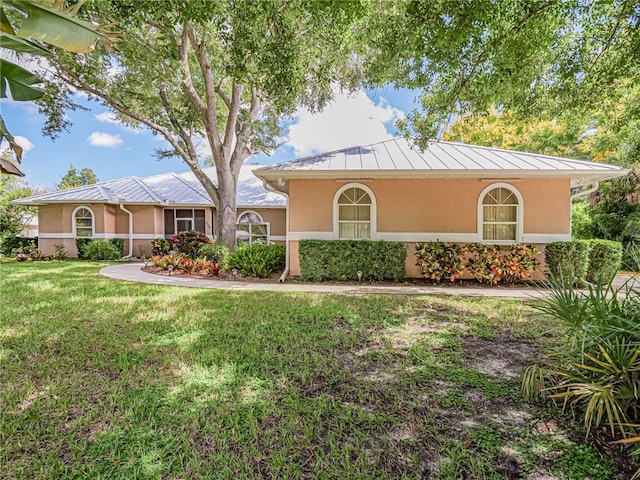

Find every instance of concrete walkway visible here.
[100,263,554,299]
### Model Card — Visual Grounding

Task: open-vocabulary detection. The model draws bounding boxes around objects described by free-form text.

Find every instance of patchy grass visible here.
[0,262,618,479]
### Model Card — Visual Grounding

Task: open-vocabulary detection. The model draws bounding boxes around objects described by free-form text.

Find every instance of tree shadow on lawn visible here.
[0,263,620,479]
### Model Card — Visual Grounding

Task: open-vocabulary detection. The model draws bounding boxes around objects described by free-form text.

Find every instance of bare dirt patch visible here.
[463,335,538,379]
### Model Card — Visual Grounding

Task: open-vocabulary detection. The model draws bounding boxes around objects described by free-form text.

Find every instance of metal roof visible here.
[255,138,627,188]
[12,165,286,207]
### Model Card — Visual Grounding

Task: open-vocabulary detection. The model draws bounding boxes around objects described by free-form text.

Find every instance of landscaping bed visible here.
[1,261,634,479]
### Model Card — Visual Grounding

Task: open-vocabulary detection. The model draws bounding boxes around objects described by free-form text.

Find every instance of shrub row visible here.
[0,235,38,254]
[415,242,541,284]
[76,238,124,260]
[299,240,406,282]
[545,240,623,285]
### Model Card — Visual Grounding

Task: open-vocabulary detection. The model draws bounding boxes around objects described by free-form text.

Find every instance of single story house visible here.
[14,138,626,278]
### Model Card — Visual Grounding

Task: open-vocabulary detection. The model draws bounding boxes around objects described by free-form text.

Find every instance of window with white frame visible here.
[164,208,206,235]
[481,186,520,242]
[236,211,268,245]
[337,186,372,239]
[74,207,94,237]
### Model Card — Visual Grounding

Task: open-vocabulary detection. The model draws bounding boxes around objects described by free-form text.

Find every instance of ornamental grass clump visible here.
[522,280,640,468]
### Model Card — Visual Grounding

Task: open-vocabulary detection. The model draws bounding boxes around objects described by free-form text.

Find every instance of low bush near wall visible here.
[299,240,406,282]
[227,243,285,278]
[415,241,464,282]
[465,243,541,284]
[1,235,38,255]
[586,240,623,285]
[85,241,121,261]
[172,231,211,258]
[545,241,592,285]
[76,238,92,259]
[151,253,220,276]
[151,238,170,256]
[198,243,230,267]
[109,238,125,257]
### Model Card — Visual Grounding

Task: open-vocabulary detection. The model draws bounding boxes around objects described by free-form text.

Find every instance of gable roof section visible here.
[13,165,286,207]
[255,138,627,188]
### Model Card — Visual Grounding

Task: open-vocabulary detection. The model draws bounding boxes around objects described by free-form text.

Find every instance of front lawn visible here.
[0,262,618,479]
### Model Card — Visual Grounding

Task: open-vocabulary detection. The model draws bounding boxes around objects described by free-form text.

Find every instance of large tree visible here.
[44,1,366,248]
[0,154,43,237]
[361,0,640,144]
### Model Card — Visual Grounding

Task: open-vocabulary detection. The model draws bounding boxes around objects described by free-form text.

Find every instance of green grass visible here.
[0,261,617,479]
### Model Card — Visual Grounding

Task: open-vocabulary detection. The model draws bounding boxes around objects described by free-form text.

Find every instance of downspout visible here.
[118,200,133,259]
[262,181,289,283]
[570,181,599,201]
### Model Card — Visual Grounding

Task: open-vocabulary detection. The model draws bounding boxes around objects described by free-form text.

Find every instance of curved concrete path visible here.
[100,263,549,299]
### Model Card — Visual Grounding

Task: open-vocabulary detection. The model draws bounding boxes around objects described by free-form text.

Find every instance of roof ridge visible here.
[131,176,166,203]
[169,172,212,203]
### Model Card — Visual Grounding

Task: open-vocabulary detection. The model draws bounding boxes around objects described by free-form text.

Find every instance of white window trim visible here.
[72,205,95,238]
[164,208,208,237]
[333,183,377,240]
[236,210,270,244]
[477,182,524,244]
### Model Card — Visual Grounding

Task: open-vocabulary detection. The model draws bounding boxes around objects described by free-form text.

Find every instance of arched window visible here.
[236,211,268,245]
[479,185,522,242]
[73,206,94,238]
[334,184,375,239]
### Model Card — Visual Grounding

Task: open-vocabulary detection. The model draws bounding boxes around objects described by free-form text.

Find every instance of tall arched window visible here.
[335,185,374,239]
[73,206,94,238]
[480,185,522,242]
[236,211,268,245]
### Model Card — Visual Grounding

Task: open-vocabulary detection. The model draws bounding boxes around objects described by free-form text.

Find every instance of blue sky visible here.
[1,86,418,190]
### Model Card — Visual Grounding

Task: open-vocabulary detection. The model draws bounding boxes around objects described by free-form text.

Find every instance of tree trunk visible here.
[216,182,238,250]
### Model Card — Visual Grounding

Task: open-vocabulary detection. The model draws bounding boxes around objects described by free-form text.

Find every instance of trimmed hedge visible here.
[85,240,121,260]
[299,240,406,282]
[545,241,591,285]
[1,235,37,254]
[586,239,623,285]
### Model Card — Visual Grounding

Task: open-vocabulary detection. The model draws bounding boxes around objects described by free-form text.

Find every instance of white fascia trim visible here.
[522,234,571,243]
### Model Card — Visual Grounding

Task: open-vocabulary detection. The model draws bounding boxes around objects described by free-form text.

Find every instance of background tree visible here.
[45,0,366,249]
[362,1,640,145]
[56,164,98,190]
[0,153,43,238]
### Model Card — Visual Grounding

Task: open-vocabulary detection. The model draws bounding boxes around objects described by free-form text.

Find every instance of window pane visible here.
[484,205,516,222]
[194,209,205,233]
[238,212,262,224]
[354,223,370,239]
[76,228,92,237]
[339,223,356,239]
[176,219,192,232]
[164,210,175,235]
[176,209,192,218]
[483,224,516,241]
[339,205,358,221]
[76,218,92,228]
[252,224,267,236]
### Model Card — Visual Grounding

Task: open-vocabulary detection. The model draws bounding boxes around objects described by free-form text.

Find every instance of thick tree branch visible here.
[215,79,232,109]
[158,84,200,166]
[232,76,261,169]
[179,22,206,118]
[224,80,243,153]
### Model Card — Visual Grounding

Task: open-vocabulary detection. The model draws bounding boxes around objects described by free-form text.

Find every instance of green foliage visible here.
[151,238,170,256]
[0,235,37,255]
[108,238,125,257]
[56,164,98,190]
[524,281,640,462]
[544,241,591,285]
[75,237,92,259]
[586,240,623,285]
[171,231,211,259]
[227,243,285,278]
[0,173,40,237]
[465,243,541,284]
[299,240,406,282]
[151,253,183,270]
[198,243,229,266]
[52,244,67,261]
[571,201,596,240]
[415,241,464,282]
[85,240,121,261]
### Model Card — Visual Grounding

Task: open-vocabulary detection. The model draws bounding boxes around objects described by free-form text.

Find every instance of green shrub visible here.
[109,238,125,256]
[85,240,121,260]
[198,243,230,266]
[76,238,92,259]
[571,201,595,240]
[523,281,640,461]
[52,244,67,261]
[415,241,464,282]
[151,238,170,256]
[227,243,285,278]
[465,243,541,284]
[586,240,623,285]
[1,235,37,255]
[544,241,591,285]
[299,240,406,282]
[172,231,211,258]
[151,253,183,269]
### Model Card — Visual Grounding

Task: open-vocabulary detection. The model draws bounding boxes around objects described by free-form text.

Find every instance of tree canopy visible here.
[0,155,42,237]
[56,164,98,190]
[46,0,367,248]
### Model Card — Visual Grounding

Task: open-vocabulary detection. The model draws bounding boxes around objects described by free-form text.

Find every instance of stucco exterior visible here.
[286,178,570,277]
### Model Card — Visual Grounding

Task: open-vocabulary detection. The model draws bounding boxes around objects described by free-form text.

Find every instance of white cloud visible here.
[87,131,123,148]
[287,89,404,157]
[94,111,142,133]
[0,135,34,155]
